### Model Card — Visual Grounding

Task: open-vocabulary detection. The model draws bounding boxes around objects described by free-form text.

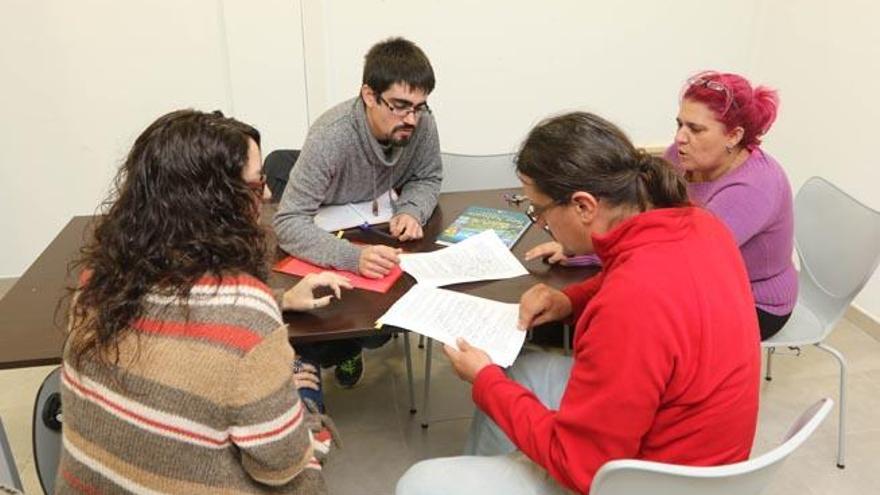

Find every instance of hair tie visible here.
[634,151,653,174]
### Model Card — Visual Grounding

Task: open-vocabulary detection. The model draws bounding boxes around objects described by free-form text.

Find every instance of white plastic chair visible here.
[763,176,880,469]
[440,152,519,193]
[589,398,834,495]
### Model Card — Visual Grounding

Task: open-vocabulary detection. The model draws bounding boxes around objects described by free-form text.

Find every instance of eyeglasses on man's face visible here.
[526,200,564,233]
[377,94,431,118]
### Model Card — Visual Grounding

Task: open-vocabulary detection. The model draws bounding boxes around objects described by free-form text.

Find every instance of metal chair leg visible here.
[816,342,847,469]
[402,331,416,414]
[421,338,433,428]
[563,324,571,355]
[765,347,775,381]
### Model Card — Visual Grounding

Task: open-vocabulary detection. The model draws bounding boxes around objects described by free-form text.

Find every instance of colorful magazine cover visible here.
[436,206,532,248]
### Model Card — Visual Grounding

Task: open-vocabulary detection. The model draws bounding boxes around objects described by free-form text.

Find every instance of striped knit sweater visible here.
[57,274,330,494]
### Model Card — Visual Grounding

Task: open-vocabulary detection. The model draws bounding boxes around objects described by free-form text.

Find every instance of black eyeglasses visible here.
[526,200,564,233]
[376,95,432,118]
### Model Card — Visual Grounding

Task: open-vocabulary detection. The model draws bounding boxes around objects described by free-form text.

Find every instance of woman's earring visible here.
[725,144,733,154]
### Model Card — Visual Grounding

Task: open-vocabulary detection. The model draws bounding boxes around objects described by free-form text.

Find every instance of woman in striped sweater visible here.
[58,109,350,494]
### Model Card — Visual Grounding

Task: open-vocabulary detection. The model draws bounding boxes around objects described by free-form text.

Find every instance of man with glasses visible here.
[274,37,441,388]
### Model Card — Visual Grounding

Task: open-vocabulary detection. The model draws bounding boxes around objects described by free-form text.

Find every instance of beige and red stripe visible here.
[62,364,305,449]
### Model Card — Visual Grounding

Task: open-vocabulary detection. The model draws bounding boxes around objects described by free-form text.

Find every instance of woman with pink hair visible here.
[668,71,796,340]
[527,71,796,340]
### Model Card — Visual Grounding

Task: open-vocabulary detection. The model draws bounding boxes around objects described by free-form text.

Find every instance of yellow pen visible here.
[336,230,344,239]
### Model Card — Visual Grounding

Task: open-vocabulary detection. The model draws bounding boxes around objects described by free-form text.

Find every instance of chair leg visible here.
[815,342,847,469]
[418,334,425,349]
[765,347,775,381]
[563,324,572,356]
[402,331,416,414]
[421,338,433,429]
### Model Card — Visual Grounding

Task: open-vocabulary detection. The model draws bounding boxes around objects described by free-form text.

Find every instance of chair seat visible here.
[761,303,825,348]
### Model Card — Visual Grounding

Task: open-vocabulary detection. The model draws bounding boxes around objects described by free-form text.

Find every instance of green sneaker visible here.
[334,352,365,388]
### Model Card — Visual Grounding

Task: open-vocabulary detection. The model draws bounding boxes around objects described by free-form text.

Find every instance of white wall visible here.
[2,0,878,319]
[0,0,309,278]
[751,0,880,317]
[311,0,761,153]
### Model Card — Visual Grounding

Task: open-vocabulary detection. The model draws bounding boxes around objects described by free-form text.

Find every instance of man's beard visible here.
[389,124,416,147]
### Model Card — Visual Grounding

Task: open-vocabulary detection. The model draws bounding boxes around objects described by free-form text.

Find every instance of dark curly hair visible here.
[67,109,268,367]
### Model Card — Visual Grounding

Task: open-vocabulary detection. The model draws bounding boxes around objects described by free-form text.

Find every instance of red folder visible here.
[273,256,403,294]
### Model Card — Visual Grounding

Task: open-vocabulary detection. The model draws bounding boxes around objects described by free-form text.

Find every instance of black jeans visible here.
[295,333,393,368]
[757,308,791,341]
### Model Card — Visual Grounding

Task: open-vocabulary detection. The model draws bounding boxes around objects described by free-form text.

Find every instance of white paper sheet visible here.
[399,229,529,287]
[313,190,395,231]
[378,284,526,367]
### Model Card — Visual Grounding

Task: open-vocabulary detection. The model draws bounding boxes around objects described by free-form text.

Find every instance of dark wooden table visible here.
[0,188,595,369]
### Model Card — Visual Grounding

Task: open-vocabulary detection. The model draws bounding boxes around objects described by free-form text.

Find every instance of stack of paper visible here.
[399,230,528,287]
[314,190,396,231]
[377,284,526,367]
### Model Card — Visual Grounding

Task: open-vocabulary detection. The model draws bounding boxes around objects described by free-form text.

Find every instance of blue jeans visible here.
[294,355,325,413]
[396,351,575,495]
[295,333,393,368]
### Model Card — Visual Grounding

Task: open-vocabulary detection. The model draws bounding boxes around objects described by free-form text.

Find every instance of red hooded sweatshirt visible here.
[473,207,761,493]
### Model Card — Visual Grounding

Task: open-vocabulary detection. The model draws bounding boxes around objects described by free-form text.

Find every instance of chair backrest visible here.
[589,398,833,495]
[794,177,880,333]
[33,366,63,495]
[264,149,301,202]
[0,416,24,494]
[440,152,520,193]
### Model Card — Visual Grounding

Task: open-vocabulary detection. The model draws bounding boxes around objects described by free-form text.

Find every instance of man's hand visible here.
[524,241,571,265]
[518,283,573,330]
[443,338,493,383]
[389,213,423,241]
[282,272,353,311]
[358,244,402,279]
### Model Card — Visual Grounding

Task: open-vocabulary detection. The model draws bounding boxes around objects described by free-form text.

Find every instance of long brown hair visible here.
[67,109,268,367]
[516,111,688,212]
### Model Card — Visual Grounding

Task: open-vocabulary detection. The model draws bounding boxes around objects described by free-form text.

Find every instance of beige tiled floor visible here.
[2,275,879,494]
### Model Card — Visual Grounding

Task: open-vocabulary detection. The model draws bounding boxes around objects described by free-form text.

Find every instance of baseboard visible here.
[845,305,880,341]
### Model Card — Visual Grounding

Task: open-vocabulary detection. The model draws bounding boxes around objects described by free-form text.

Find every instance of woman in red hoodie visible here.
[397,112,761,495]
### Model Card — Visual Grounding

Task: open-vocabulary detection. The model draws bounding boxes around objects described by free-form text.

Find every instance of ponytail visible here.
[751,85,779,140]
[632,150,689,210]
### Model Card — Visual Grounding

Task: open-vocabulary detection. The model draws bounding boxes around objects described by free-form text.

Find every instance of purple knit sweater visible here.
[665,145,797,315]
